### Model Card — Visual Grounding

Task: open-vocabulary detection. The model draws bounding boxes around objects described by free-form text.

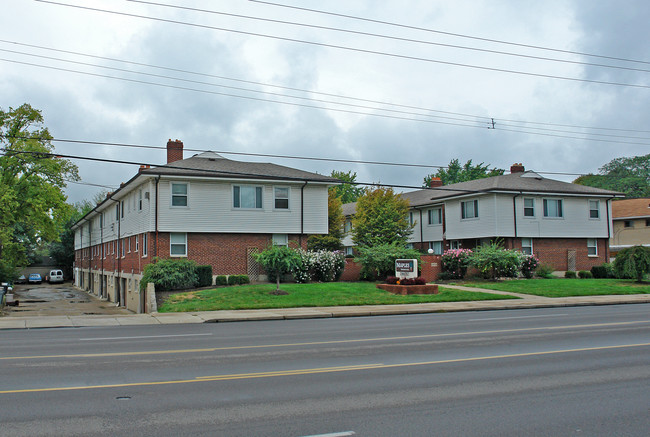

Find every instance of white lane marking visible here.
[79,333,213,341]
[469,313,569,321]
[300,432,355,437]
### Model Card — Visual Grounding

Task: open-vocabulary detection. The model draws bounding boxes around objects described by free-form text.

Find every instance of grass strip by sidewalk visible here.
[465,278,650,297]
[157,282,516,312]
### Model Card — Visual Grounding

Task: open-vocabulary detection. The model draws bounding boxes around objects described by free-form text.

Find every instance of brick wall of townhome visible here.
[155,233,308,275]
[510,237,608,271]
[340,258,362,281]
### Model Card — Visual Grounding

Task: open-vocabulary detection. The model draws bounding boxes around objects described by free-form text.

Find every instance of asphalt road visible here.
[1,304,649,436]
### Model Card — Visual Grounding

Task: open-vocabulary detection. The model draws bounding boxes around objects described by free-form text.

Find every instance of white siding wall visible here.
[444,193,611,240]
[156,179,328,234]
[446,194,510,239]
[515,195,610,238]
[407,207,444,244]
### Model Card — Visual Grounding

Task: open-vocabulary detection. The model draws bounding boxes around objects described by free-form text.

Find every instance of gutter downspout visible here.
[419,209,424,250]
[100,213,104,299]
[606,197,612,262]
[155,176,160,258]
[300,181,308,247]
[109,198,121,306]
[512,192,522,248]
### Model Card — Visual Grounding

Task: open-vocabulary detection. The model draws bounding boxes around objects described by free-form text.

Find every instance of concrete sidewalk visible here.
[1,286,649,329]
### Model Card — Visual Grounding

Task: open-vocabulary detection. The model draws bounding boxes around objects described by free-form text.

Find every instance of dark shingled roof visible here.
[140,151,339,183]
[343,171,623,214]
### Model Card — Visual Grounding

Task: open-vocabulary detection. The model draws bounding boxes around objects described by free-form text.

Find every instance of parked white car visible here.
[48,270,64,284]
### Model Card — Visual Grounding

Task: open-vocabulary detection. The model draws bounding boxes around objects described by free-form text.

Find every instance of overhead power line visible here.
[34,0,650,89]
[5,39,650,134]
[249,0,650,66]
[0,135,597,177]
[127,0,650,74]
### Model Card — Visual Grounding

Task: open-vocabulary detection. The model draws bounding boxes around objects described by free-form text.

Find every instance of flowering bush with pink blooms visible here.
[440,248,473,279]
[520,255,540,279]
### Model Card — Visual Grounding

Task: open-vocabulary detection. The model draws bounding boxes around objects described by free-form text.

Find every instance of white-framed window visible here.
[543,198,563,218]
[142,233,148,257]
[409,212,416,226]
[428,241,443,255]
[344,220,352,233]
[523,198,535,217]
[461,200,479,219]
[272,233,288,247]
[428,208,442,225]
[121,239,125,258]
[170,233,187,256]
[344,246,353,256]
[233,185,263,209]
[128,237,131,253]
[135,235,139,252]
[274,187,289,209]
[449,240,460,250]
[521,238,533,255]
[112,241,115,255]
[138,189,143,211]
[120,200,124,218]
[589,200,600,219]
[587,238,598,256]
[171,183,188,207]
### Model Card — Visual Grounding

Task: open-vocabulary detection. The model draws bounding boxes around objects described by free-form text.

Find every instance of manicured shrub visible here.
[215,275,228,286]
[196,265,213,287]
[565,270,577,279]
[441,249,473,280]
[578,270,593,279]
[467,242,524,280]
[385,276,399,284]
[254,245,302,291]
[520,255,539,279]
[590,265,609,279]
[614,246,650,282]
[355,242,421,281]
[140,258,199,291]
[399,277,427,285]
[536,264,555,279]
[228,274,250,285]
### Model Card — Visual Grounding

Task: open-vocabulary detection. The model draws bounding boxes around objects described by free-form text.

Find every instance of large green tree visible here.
[0,104,79,280]
[329,170,364,204]
[352,187,413,247]
[574,154,650,198]
[423,159,504,187]
[49,200,96,279]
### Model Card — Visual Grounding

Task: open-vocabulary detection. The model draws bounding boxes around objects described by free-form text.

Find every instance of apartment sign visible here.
[395,259,418,279]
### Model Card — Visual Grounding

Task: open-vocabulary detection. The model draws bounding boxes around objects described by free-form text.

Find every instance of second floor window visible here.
[589,200,600,219]
[428,208,442,225]
[274,187,289,209]
[171,183,188,207]
[523,198,535,217]
[234,185,263,209]
[461,200,479,219]
[344,220,352,233]
[543,199,563,218]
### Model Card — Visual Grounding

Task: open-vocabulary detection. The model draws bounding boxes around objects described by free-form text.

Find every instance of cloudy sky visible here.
[2,0,649,204]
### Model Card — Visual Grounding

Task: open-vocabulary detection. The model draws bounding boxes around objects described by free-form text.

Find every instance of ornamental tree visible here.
[614,245,650,282]
[352,187,413,248]
[253,245,302,293]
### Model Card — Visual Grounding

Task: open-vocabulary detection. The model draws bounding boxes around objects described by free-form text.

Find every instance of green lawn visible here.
[466,278,650,297]
[157,282,516,312]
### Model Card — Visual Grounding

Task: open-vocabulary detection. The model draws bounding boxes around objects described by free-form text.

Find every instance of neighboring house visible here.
[611,198,650,256]
[343,164,623,273]
[72,140,338,310]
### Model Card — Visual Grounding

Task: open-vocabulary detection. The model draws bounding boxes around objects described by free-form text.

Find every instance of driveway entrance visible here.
[3,283,131,317]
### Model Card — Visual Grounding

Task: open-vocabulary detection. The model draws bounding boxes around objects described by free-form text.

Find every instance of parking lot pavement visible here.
[3,283,131,317]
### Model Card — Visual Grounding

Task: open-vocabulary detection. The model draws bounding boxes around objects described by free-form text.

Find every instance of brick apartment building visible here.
[343,164,623,274]
[72,140,338,311]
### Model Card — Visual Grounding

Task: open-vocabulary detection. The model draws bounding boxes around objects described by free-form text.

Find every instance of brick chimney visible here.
[510,163,525,173]
[429,177,443,187]
[167,139,184,163]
